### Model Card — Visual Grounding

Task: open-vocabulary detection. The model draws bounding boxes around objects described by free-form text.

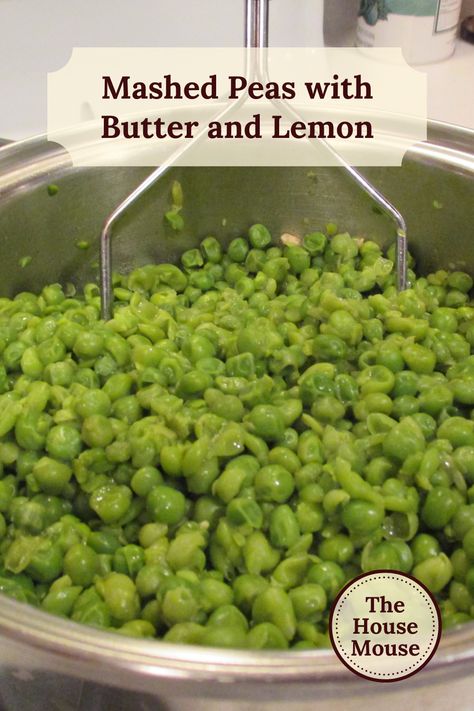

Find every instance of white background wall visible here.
[0,0,325,139]
[0,0,473,140]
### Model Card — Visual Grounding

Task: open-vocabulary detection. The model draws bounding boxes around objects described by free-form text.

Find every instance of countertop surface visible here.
[417,39,474,130]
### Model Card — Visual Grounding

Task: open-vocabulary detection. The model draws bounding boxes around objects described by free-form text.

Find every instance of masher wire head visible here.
[99,0,407,320]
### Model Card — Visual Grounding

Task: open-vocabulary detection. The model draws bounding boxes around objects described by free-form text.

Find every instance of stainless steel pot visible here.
[0,122,473,711]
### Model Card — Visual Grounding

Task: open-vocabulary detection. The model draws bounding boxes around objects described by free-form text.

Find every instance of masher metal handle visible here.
[99,0,407,320]
[250,0,408,292]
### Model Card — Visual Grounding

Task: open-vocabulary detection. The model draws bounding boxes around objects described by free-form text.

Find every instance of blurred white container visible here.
[356,0,463,64]
[270,0,324,46]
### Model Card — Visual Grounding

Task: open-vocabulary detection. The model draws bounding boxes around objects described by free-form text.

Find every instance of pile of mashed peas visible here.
[0,222,474,650]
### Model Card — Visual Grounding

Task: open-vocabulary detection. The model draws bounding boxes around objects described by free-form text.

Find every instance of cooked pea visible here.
[254,465,295,503]
[2,224,474,648]
[318,534,354,565]
[89,484,132,524]
[248,224,272,249]
[422,486,458,530]
[33,457,72,495]
[46,424,82,460]
[246,405,285,442]
[307,561,345,601]
[147,485,186,525]
[96,572,140,622]
[341,499,384,536]
[64,544,99,586]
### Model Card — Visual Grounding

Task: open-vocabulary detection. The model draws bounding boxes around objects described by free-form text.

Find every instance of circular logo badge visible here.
[329,570,441,682]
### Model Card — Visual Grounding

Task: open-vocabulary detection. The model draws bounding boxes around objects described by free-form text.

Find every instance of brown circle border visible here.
[328,569,442,683]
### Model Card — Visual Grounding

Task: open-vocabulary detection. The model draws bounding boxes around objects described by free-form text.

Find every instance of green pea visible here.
[393,370,419,398]
[33,457,72,495]
[225,352,255,379]
[96,572,140,622]
[463,527,474,561]
[117,620,155,638]
[72,588,111,628]
[303,231,326,254]
[307,561,345,601]
[295,502,324,533]
[438,417,474,448]
[81,414,115,449]
[111,395,141,424]
[183,335,216,364]
[289,584,327,622]
[102,372,134,401]
[451,549,469,582]
[422,487,458,530]
[430,307,458,332]
[447,271,473,293]
[243,531,280,575]
[383,417,426,461]
[391,395,419,419]
[226,498,263,528]
[412,553,453,593]
[113,544,145,578]
[358,365,395,395]
[297,431,323,465]
[361,541,402,572]
[147,485,186,525]
[227,237,249,263]
[20,347,43,377]
[89,484,132,524]
[27,541,63,583]
[247,622,288,649]
[199,624,247,648]
[247,405,285,442]
[64,544,99,586]
[181,248,204,269]
[402,343,436,374]
[176,370,212,398]
[44,361,75,386]
[411,533,440,566]
[73,332,104,360]
[204,388,244,422]
[15,411,51,451]
[88,530,121,555]
[252,586,296,641]
[161,584,200,626]
[342,499,384,536]
[249,224,272,249]
[36,336,66,366]
[46,424,82,460]
[312,334,347,362]
[42,585,82,617]
[254,465,295,503]
[268,505,299,550]
[318,534,354,565]
[451,378,474,406]
[375,346,405,373]
[130,466,163,497]
[267,447,301,474]
[199,236,222,263]
[76,389,111,418]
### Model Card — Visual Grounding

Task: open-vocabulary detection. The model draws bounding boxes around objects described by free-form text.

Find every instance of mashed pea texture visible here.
[0,226,473,647]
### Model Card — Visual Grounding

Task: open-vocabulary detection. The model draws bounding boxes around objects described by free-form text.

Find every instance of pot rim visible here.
[0,118,473,188]
[0,119,474,690]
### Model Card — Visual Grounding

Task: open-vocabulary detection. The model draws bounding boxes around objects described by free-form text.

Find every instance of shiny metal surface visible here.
[0,122,473,709]
[100,0,407,319]
[99,0,266,320]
